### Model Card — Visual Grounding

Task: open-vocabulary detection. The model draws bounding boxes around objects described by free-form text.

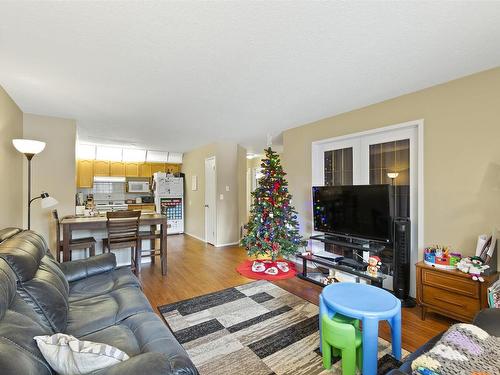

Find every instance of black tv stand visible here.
[309,234,388,254]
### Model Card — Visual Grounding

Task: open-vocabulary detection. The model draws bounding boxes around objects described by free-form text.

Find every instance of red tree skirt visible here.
[236,259,297,280]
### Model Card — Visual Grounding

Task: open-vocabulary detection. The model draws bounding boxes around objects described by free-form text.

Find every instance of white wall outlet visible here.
[219,194,224,200]
[225,185,230,191]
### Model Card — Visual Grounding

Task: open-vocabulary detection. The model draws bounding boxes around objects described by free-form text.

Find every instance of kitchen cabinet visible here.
[150,163,166,175]
[166,163,181,174]
[125,162,139,177]
[139,163,152,178]
[110,162,125,176]
[77,160,94,188]
[93,160,110,176]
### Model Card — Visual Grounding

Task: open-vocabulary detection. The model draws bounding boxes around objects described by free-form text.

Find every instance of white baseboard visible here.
[184,232,206,242]
[215,241,240,248]
[184,233,240,248]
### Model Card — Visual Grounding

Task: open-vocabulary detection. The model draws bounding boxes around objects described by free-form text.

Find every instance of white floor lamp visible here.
[12,139,58,230]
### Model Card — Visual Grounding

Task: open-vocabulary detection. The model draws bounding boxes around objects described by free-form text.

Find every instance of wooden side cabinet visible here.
[416,261,498,322]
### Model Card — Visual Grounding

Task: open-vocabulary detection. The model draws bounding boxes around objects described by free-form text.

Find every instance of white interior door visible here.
[205,157,217,245]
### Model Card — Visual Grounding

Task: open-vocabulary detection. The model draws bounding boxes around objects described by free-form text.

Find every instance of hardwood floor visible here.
[139,234,455,353]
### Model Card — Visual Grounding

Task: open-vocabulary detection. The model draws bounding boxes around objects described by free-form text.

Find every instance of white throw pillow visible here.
[34,333,129,375]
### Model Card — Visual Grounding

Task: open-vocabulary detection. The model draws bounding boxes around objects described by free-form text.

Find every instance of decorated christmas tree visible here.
[241,147,306,261]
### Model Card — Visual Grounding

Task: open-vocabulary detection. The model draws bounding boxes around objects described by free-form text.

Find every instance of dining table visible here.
[59,212,168,275]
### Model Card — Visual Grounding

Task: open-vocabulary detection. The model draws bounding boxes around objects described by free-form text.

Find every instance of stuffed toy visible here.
[456,256,489,282]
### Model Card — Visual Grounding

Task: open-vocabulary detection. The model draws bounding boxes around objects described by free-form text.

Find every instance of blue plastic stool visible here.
[319,283,401,375]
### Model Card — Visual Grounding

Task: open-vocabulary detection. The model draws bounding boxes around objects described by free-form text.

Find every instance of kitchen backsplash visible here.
[78,182,152,203]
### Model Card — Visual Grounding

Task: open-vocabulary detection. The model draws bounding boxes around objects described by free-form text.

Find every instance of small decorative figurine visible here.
[367,255,382,276]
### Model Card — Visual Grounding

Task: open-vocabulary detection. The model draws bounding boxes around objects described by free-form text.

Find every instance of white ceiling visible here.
[1,2,500,154]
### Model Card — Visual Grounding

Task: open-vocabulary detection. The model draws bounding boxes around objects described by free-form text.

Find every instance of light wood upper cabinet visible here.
[110,162,126,176]
[166,163,181,174]
[76,160,182,187]
[93,160,110,176]
[139,163,152,178]
[77,160,94,188]
[125,162,139,177]
[150,163,166,175]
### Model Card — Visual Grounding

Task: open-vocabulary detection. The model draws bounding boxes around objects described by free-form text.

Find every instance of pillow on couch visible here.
[34,333,129,375]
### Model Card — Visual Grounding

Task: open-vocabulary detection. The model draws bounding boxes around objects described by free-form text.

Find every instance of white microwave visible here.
[128,181,150,193]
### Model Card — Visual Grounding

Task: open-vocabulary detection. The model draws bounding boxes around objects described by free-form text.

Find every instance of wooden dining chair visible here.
[102,210,141,274]
[52,210,96,262]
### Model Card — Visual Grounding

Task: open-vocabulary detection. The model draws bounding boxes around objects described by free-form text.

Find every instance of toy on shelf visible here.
[423,245,462,270]
[456,256,490,282]
[367,255,382,276]
[322,268,340,285]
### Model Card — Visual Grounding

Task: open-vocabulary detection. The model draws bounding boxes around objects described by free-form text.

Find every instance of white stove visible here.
[95,201,128,212]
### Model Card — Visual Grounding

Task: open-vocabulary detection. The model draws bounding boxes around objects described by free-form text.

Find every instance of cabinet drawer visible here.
[422,268,478,298]
[422,285,479,319]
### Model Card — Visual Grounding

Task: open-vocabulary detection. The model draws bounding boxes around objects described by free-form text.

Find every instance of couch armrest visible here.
[90,352,198,375]
[58,253,117,282]
[472,308,500,336]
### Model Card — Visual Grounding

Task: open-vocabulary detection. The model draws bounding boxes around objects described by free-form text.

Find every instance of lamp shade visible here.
[387,172,399,179]
[41,195,58,209]
[12,139,46,154]
[38,192,58,208]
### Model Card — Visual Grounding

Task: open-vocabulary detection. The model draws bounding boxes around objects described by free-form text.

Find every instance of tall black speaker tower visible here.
[393,218,414,306]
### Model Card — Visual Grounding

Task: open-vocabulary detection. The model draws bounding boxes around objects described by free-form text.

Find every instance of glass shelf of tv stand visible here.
[296,253,386,288]
[309,234,390,255]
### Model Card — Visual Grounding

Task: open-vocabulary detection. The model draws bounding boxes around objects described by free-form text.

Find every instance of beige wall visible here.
[237,145,247,240]
[0,86,23,228]
[23,113,77,252]
[215,143,240,245]
[182,142,247,246]
[283,67,500,265]
[182,143,216,240]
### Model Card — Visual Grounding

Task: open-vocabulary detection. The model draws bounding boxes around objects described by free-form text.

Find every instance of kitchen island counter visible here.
[60,213,167,275]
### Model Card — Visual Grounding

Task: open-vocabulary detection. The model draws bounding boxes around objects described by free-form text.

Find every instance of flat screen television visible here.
[312,185,393,243]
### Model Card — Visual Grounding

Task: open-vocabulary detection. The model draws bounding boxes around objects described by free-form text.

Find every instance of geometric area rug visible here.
[158,280,410,375]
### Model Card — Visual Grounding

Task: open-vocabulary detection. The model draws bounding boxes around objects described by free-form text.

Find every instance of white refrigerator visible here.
[153,172,184,234]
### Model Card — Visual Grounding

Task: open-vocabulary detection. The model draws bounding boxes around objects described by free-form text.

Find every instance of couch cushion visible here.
[66,286,153,337]
[0,230,47,282]
[68,267,141,302]
[0,259,53,375]
[80,312,194,370]
[0,227,22,243]
[0,231,70,332]
[16,255,70,332]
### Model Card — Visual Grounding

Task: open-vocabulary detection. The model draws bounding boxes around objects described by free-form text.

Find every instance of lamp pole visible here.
[26,153,34,230]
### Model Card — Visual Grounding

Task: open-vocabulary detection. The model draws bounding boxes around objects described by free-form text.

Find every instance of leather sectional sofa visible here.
[0,228,198,375]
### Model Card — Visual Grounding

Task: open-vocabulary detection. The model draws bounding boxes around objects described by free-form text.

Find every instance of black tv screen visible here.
[313,185,392,243]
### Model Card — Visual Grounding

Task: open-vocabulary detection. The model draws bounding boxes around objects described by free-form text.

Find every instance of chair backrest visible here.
[106,210,141,249]
[52,209,60,249]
